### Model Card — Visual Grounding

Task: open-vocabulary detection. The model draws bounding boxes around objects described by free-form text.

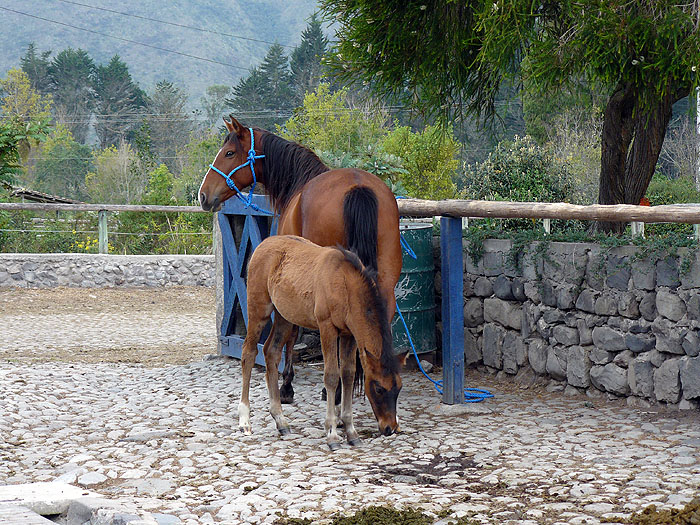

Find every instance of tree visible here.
[320,1,700,232]
[199,85,231,130]
[47,48,96,144]
[227,44,294,129]
[289,14,329,105]
[0,117,51,184]
[146,81,193,171]
[84,141,144,204]
[0,69,52,184]
[34,125,92,198]
[94,55,147,148]
[20,43,52,94]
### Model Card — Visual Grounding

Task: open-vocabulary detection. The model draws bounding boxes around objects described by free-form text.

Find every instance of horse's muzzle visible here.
[199,192,221,212]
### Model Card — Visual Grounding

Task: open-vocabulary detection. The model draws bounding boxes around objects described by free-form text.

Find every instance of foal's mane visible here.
[336,247,398,375]
[259,130,329,213]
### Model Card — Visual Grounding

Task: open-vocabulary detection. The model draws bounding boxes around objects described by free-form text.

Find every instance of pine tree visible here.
[47,48,96,144]
[289,14,329,105]
[226,44,294,130]
[146,81,193,171]
[20,43,52,94]
[94,55,147,148]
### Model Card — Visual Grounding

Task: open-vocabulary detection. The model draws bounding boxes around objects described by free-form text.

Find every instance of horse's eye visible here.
[374,384,386,396]
[225,150,234,157]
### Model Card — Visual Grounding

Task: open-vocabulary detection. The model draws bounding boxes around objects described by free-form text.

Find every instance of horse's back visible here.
[251,235,345,329]
[277,168,402,310]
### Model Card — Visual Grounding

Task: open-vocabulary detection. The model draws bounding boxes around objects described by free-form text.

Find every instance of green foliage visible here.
[279,83,388,155]
[176,130,226,205]
[94,55,147,148]
[84,142,144,204]
[0,116,51,184]
[382,124,460,200]
[279,83,462,199]
[644,173,700,236]
[461,136,576,230]
[289,14,329,105]
[462,136,575,203]
[34,125,92,199]
[47,48,96,143]
[146,81,193,171]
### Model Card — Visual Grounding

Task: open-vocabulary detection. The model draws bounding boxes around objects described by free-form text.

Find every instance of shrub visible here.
[460,136,576,230]
[644,173,700,236]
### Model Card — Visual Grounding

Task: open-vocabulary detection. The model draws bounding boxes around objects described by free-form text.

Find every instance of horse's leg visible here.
[264,316,294,435]
[319,323,342,450]
[339,335,360,446]
[239,304,272,434]
[279,325,298,404]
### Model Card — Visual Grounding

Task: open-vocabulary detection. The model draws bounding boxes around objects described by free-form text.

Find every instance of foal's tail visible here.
[343,186,378,271]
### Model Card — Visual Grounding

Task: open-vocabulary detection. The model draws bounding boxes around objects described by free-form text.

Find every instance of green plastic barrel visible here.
[391,221,437,355]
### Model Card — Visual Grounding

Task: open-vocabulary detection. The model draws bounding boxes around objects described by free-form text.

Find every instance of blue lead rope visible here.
[396,200,493,403]
[209,127,274,216]
[396,303,493,403]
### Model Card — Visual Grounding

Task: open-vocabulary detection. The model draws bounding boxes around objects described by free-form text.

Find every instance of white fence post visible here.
[98,210,108,254]
[631,221,645,238]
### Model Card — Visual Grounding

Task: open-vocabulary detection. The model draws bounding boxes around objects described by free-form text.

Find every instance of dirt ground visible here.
[0,286,217,365]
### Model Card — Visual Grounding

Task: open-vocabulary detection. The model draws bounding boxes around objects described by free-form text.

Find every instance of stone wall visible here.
[456,239,700,409]
[0,253,215,288]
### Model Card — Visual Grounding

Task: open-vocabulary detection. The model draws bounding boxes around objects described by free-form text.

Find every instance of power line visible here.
[50,0,295,50]
[0,6,253,72]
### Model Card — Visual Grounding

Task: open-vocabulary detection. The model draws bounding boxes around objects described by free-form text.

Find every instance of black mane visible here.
[259,131,329,213]
[337,247,398,375]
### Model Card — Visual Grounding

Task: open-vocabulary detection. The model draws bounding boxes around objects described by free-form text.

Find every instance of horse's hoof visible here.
[328,442,341,451]
[280,385,294,404]
[239,427,252,435]
[278,427,291,436]
[348,438,362,447]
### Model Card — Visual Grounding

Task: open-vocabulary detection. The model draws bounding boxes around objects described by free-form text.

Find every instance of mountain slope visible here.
[0,0,320,101]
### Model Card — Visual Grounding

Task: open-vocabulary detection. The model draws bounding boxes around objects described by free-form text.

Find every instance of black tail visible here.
[343,186,378,271]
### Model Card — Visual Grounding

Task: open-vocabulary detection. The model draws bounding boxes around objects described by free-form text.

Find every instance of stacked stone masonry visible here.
[0,254,215,288]
[459,239,700,410]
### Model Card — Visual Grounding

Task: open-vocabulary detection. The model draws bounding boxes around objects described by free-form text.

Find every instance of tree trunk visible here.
[596,83,689,234]
[596,82,635,233]
[624,90,675,207]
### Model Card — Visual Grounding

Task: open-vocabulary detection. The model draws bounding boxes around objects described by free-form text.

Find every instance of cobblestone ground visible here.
[1,288,699,524]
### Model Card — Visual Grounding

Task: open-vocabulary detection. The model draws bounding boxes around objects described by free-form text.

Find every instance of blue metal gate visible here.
[217,194,280,368]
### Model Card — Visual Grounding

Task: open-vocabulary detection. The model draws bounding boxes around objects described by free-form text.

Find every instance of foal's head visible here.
[340,248,405,436]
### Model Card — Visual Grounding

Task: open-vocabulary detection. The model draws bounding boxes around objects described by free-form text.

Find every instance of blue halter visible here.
[209,127,266,210]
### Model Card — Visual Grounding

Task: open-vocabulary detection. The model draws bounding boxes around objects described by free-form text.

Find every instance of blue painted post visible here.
[440,216,464,404]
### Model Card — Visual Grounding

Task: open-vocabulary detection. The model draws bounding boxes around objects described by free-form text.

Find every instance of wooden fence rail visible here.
[4,199,700,255]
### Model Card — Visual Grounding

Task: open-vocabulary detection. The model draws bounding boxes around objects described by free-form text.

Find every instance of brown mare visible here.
[199,116,402,404]
[239,235,403,449]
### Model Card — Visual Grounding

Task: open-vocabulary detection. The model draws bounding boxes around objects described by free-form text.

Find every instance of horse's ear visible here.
[398,352,409,368]
[227,114,244,136]
[222,116,235,133]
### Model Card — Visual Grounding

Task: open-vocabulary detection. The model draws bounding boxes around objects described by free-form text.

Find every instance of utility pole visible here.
[697,86,700,191]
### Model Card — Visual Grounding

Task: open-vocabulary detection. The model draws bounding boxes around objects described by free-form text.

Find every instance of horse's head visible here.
[362,350,406,436]
[199,116,264,212]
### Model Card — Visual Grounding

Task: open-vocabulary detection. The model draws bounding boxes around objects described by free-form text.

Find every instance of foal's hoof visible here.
[328,442,341,451]
[348,438,362,447]
[280,384,294,404]
[278,427,291,436]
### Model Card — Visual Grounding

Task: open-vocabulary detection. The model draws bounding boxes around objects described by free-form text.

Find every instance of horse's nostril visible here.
[199,192,207,205]
[383,426,393,436]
